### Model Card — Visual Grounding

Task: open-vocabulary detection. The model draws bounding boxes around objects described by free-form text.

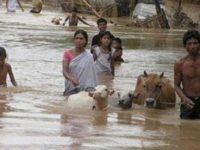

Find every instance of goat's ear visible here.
[160,72,164,78]
[144,70,148,77]
[109,90,115,96]
[88,92,94,97]
[117,92,121,98]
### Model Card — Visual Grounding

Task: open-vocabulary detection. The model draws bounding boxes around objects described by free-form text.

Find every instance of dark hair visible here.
[113,37,122,45]
[72,7,78,13]
[0,47,7,58]
[74,29,88,46]
[183,30,200,47]
[97,18,107,25]
[99,31,114,40]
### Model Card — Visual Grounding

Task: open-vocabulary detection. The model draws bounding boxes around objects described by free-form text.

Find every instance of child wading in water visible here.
[112,37,124,62]
[92,31,115,76]
[0,47,17,87]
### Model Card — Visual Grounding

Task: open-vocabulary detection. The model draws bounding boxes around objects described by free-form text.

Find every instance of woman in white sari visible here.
[63,30,98,96]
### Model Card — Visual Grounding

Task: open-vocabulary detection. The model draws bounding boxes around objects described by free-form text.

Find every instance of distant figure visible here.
[62,30,98,96]
[174,30,200,119]
[6,0,24,12]
[112,37,124,62]
[0,47,17,87]
[62,7,92,27]
[30,0,43,13]
[92,31,115,76]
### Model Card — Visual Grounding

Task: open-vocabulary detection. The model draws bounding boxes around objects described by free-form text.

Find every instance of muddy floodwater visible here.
[0,8,200,150]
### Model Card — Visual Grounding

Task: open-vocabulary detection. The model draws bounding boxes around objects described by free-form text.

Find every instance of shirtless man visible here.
[174,30,200,119]
[62,7,92,27]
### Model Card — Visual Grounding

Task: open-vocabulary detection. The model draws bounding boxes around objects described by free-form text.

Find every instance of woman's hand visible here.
[70,78,80,86]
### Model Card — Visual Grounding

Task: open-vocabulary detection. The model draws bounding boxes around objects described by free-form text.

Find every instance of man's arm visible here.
[174,61,194,108]
[8,64,17,86]
[63,16,69,26]
[16,0,24,12]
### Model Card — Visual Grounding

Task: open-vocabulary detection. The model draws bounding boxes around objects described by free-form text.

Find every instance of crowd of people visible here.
[0,1,200,120]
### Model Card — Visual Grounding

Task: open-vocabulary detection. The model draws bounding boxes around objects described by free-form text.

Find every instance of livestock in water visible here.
[133,71,176,109]
[65,85,114,111]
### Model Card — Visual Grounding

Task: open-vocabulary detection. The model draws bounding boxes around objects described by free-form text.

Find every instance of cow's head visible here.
[142,71,164,108]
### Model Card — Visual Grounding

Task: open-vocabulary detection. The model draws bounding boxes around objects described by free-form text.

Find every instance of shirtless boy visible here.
[0,47,17,87]
[174,30,200,119]
[62,7,91,27]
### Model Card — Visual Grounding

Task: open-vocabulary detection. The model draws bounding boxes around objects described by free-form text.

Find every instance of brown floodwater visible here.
[0,8,200,150]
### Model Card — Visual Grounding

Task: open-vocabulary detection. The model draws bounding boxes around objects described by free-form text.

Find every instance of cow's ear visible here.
[132,93,140,102]
[160,72,164,78]
[144,70,148,77]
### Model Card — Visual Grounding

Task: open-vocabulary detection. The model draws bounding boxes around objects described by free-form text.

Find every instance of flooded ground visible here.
[0,7,200,150]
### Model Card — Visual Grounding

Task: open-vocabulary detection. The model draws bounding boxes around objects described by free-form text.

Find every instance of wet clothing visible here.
[180,96,200,119]
[63,51,98,96]
[93,46,115,75]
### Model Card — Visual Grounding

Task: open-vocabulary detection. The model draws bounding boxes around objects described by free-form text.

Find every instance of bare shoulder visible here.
[174,57,187,67]
[4,63,11,69]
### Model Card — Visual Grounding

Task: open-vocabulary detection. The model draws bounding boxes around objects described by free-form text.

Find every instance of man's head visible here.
[97,18,107,33]
[183,30,200,55]
[183,30,200,47]
[71,7,77,17]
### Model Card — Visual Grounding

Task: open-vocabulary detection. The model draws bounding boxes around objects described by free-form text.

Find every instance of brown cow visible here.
[133,71,176,109]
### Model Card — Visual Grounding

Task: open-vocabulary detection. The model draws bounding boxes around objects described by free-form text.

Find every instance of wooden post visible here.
[154,0,170,29]
[82,0,101,18]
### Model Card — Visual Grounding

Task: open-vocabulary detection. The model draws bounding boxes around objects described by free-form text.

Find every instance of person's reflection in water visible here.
[92,112,108,126]
[0,94,9,117]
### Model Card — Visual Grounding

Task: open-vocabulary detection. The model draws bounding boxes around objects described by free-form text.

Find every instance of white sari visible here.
[64,51,98,96]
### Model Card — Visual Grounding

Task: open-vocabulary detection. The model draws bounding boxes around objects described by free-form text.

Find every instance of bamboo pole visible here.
[81,0,101,18]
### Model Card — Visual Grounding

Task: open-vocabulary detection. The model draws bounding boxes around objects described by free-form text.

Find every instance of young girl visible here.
[112,37,124,62]
[0,47,17,87]
[62,30,98,96]
[92,31,115,76]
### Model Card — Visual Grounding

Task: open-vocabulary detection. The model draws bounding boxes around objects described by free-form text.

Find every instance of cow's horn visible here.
[160,72,164,78]
[144,70,148,77]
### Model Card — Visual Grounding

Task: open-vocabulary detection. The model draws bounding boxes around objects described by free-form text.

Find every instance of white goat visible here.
[65,85,114,111]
